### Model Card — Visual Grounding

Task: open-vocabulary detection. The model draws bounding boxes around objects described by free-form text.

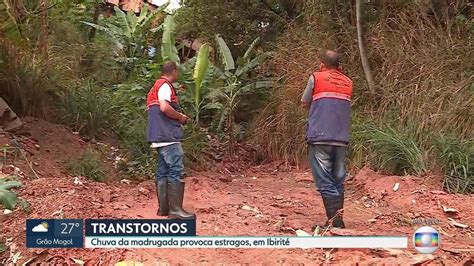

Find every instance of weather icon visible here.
[32,222,49,232]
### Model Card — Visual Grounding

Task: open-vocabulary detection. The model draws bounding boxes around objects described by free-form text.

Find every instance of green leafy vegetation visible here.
[67,150,106,182]
[0,176,22,210]
[0,0,471,194]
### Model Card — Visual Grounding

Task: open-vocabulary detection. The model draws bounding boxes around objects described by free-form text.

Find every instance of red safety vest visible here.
[312,68,352,102]
[146,78,179,110]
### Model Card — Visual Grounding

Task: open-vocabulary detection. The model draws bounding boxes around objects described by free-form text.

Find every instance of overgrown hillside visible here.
[0,0,472,193]
[251,0,473,193]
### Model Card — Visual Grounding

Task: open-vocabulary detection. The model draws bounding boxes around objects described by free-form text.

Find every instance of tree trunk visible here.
[89,2,101,41]
[38,0,49,60]
[355,0,376,95]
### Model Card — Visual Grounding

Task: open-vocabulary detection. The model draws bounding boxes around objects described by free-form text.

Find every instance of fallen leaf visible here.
[295,229,311,236]
[71,258,85,265]
[448,218,469,228]
[51,208,64,217]
[430,190,447,195]
[442,206,458,214]
[120,179,131,185]
[411,254,434,264]
[241,205,259,213]
[381,248,404,256]
[22,256,38,265]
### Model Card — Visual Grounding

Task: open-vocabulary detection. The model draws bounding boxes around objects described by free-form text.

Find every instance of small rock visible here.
[392,183,400,192]
[138,187,150,195]
[3,209,12,215]
[73,177,83,185]
[102,190,112,202]
[120,179,131,185]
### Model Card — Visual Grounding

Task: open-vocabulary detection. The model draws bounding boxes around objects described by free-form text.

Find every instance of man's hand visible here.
[178,113,189,125]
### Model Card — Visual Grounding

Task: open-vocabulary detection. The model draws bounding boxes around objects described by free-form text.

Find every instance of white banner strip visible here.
[85,236,407,249]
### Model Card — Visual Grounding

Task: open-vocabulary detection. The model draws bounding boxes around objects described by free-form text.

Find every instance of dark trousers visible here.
[308,144,348,198]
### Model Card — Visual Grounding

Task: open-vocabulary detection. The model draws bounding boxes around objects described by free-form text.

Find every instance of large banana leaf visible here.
[243,37,260,61]
[0,180,22,190]
[127,10,138,35]
[193,44,210,106]
[0,190,17,210]
[235,52,273,77]
[137,4,149,24]
[113,6,132,39]
[161,15,180,63]
[0,179,21,210]
[215,35,235,71]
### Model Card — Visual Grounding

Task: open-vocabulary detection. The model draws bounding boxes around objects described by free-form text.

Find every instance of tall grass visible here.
[351,119,428,175]
[435,135,473,194]
[58,81,112,137]
[251,0,473,193]
[0,47,55,118]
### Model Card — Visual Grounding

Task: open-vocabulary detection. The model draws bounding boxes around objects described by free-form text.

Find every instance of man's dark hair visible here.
[162,61,178,75]
[319,50,340,69]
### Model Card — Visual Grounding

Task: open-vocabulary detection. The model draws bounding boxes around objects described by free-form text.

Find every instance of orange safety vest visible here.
[312,68,352,102]
[146,78,179,110]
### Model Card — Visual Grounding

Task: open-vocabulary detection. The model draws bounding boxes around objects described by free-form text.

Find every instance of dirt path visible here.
[0,119,473,265]
[2,167,473,265]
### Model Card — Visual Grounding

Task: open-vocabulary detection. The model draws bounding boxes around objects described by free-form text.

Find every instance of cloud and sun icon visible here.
[32,222,49,232]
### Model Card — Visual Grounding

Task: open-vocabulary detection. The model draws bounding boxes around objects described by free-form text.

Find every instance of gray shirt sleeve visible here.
[301,75,315,103]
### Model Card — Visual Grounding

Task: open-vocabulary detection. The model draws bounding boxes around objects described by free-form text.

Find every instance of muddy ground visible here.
[0,118,473,265]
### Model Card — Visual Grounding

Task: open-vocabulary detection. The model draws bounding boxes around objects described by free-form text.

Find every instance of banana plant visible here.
[82,4,164,60]
[0,177,22,210]
[178,44,213,126]
[160,15,180,63]
[210,35,273,153]
[191,44,210,125]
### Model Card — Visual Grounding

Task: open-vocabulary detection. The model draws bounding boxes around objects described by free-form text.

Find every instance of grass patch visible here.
[351,119,428,175]
[67,149,105,182]
[436,135,473,194]
[58,80,112,138]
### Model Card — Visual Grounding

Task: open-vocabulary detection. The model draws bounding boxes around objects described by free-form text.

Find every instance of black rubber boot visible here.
[168,182,196,220]
[156,180,169,216]
[322,195,345,228]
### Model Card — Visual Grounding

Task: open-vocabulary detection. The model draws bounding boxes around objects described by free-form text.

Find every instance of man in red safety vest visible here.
[146,61,195,220]
[301,50,353,228]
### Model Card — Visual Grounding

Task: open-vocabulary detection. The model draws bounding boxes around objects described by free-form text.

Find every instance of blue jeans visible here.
[156,143,184,184]
[308,144,348,198]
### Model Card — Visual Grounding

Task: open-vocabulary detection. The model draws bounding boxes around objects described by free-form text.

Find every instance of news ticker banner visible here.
[26,219,408,249]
